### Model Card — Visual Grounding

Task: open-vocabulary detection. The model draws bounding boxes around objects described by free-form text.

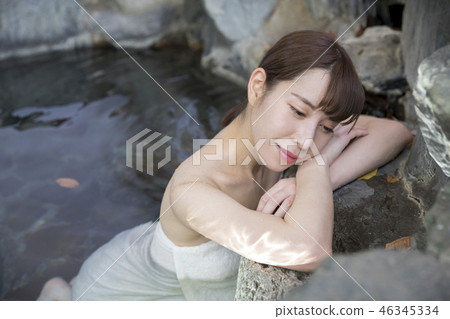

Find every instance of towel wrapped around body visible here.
[71,221,241,300]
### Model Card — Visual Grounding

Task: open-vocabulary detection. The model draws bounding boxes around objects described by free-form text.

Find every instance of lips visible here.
[276,145,298,164]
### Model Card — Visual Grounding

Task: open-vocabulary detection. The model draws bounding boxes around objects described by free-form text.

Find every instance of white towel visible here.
[71,221,241,300]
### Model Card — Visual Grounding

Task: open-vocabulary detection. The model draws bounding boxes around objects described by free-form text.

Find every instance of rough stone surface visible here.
[282,249,450,301]
[0,0,196,59]
[0,0,87,59]
[413,45,450,177]
[234,257,310,301]
[203,0,277,42]
[402,0,450,88]
[341,26,404,95]
[306,0,376,21]
[201,0,375,87]
[425,182,450,265]
[332,160,426,253]
[404,130,448,209]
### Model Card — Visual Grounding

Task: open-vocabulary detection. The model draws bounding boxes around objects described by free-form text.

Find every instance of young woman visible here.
[38,30,413,301]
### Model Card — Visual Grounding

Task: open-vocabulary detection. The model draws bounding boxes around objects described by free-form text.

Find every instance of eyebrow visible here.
[291,92,319,110]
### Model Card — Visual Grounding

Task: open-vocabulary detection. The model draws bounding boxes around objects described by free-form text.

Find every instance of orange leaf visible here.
[385,236,412,250]
[56,178,79,188]
[386,176,401,183]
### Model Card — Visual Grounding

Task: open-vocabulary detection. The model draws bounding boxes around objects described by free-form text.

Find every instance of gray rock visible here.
[84,0,185,49]
[0,0,87,59]
[282,249,450,301]
[0,0,194,59]
[234,257,310,301]
[332,176,426,253]
[306,0,376,22]
[404,130,448,210]
[413,45,450,177]
[200,0,374,87]
[398,91,417,124]
[203,0,277,42]
[341,26,404,95]
[402,0,450,87]
[426,182,450,265]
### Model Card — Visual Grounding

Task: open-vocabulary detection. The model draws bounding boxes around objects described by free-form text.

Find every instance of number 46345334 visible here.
[379,305,439,316]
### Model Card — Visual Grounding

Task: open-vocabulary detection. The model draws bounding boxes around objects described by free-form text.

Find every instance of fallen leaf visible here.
[357,168,377,180]
[387,176,401,183]
[56,178,79,188]
[385,236,412,250]
[407,139,414,148]
[355,25,365,37]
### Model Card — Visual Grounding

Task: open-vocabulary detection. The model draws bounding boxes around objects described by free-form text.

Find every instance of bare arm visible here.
[329,115,413,190]
[256,116,413,216]
[171,160,333,272]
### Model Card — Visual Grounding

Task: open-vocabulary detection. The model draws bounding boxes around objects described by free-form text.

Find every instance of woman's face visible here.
[249,68,338,172]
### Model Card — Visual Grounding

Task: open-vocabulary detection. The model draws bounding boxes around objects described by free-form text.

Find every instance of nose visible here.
[294,119,318,149]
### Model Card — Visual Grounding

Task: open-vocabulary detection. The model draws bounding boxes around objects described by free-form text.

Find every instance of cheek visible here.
[314,133,332,151]
[252,109,288,139]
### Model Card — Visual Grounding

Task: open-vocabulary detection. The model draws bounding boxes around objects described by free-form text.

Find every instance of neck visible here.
[216,108,267,180]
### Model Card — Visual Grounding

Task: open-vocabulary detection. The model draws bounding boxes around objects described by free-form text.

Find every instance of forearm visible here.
[329,118,413,190]
[283,160,334,259]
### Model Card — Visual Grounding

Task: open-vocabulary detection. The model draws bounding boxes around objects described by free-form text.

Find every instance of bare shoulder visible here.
[170,157,217,194]
[159,157,218,246]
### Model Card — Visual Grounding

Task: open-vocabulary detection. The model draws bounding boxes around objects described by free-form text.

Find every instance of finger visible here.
[260,187,294,214]
[256,178,295,211]
[260,194,283,214]
[273,195,295,218]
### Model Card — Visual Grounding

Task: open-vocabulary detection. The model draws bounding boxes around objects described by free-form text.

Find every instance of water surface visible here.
[0,48,245,300]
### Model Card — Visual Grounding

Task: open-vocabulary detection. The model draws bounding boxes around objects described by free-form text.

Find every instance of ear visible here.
[247,67,267,107]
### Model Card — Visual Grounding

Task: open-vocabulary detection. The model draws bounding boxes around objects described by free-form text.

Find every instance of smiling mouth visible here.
[276,145,298,163]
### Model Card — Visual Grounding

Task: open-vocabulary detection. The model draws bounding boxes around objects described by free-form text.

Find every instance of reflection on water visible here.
[0,48,245,300]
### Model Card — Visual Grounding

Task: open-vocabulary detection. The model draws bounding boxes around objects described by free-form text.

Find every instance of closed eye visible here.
[321,124,334,134]
[290,105,305,117]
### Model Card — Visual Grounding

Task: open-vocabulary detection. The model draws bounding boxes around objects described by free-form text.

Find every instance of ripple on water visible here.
[0,48,246,300]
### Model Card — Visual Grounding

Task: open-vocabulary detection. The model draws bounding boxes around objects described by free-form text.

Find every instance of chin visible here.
[261,146,296,172]
[263,158,295,173]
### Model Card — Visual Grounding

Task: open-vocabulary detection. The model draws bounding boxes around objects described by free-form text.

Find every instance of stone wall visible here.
[0,0,203,60]
[200,0,377,87]
[402,0,450,87]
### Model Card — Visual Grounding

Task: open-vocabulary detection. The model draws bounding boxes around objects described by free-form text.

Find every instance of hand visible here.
[256,178,296,218]
[319,123,369,166]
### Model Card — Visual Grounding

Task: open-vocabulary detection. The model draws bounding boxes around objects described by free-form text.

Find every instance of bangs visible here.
[319,46,365,128]
[222,31,365,128]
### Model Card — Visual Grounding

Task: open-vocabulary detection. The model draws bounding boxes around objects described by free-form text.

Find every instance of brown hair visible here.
[221,30,364,128]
